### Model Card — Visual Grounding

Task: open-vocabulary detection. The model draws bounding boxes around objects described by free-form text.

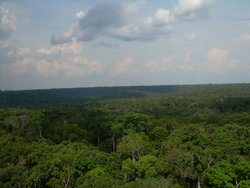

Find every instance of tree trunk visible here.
[197,177,201,188]
[132,152,136,162]
[38,126,45,140]
[197,157,214,188]
[97,135,100,147]
[64,175,70,188]
[112,135,116,152]
[236,180,241,188]
[124,173,128,181]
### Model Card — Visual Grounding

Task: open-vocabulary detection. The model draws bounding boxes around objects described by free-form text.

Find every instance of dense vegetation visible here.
[1,84,250,108]
[0,84,250,187]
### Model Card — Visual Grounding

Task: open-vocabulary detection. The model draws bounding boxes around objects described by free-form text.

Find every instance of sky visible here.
[0,0,250,90]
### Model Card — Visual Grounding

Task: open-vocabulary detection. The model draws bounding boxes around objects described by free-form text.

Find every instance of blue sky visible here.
[1,0,250,90]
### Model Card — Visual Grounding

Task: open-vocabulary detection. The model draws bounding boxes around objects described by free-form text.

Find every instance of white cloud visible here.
[145,54,177,72]
[184,49,193,62]
[0,6,16,40]
[206,48,229,63]
[108,8,174,41]
[178,63,195,72]
[107,23,174,41]
[145,48,241,75]
[0,41,31,64]
[52,3,174,44]
[4,40,105,77]
[38,39,82,55]
[174,0,215,20]
[12,55,105,78]
[240,34,250,41]
[184,33,197,41]
[12,58,33,74]
[52,3,124,44]
[35,60,54,76]
[122,0,146,13]
[229,59,240,69]
[145,9,174,27]
[203,48,241,73]
[37,48,51,55]
[111,57,135,76]
[76,11,85,19]
[52,57,104,77]
[161,54,177,66]
[145,59,159,70]
[145,53,195,73]
[17,48,31,56]
[108,25,141,41]
[145,55,175,71]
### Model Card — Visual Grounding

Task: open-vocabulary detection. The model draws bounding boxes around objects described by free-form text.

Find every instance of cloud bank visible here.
[174,0,215,20]
[51,3,176,44]
[0,7,16,40]
[51,1,218,45]
[1,40,105,78]
[184,33,197,41]
[240,34,250,41]
[111,57,137,76]
[202,48,241,73]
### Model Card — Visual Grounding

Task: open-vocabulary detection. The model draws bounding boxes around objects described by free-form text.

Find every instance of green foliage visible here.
[121,155,168,181]
[1,84,250,187]
[58,123,86,142]
[117,132,151,161]
[204,157,250,188]
[77,167,116,188]
[117,177,178,188]
[135,155,162,179]
[122,158,136,181]
[115,112,152,133]
[150,126,168,141]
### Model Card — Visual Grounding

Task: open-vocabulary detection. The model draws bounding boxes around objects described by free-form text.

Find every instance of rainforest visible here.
[0,84,250,188]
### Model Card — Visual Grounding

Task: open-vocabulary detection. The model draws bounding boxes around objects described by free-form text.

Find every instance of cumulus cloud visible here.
[145,48,241,74]
[39,39,82,55]
[240,34,250,41]
[174,0,215,20]
[145,59,159,70]
[107,24,173,41]
[145,53,195,73]
[184,33,197,41]
[0,41,31,64]
[2,40,105,77]
[203,48,240,73]
[122,0,146,13]
[0,7,16,40]
[52,3,123,44]
[161,54,177,66]
[52,3,174,44]
[82,3,123,28]
[206,48,229,63]
[76,11,85,19]
[184,49,193,62]
[17,48,31,56]
[51,1,220,45]
[93,41,118,48]
[12,58,33,74]
[13,56,105,78]
[145,9,174,27]
[145,54,176,71]
[111,57,137,76]
[104,8,174,41]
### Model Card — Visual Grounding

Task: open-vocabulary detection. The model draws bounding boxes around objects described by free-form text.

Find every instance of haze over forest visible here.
[1,0,250,90]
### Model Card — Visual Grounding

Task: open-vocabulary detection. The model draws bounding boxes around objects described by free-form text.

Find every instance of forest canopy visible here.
[0,84,250,187]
